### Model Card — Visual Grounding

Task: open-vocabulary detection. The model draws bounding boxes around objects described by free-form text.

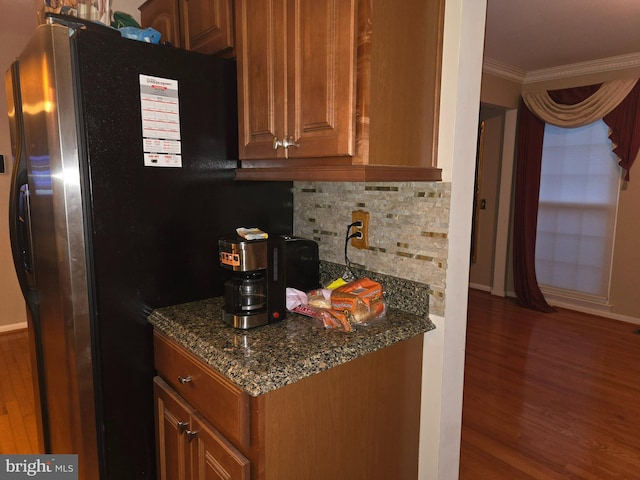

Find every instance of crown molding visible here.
[523,52,640,84]
[482,58,526,83]
[483,53,640,85]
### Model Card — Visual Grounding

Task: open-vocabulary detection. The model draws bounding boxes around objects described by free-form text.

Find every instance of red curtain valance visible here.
[602,82,640,181]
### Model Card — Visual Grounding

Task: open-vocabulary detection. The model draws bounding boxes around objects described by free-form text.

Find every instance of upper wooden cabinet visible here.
[181,0,234,54]
[235,0,444,182]
[139,0,234,55]
[235,0,355,162]
[139,0,180,47]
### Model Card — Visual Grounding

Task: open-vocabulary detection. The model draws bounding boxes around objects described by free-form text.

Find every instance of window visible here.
[535,119,621,304]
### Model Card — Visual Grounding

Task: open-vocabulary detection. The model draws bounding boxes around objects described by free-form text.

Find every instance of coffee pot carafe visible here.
[218,235,286,329]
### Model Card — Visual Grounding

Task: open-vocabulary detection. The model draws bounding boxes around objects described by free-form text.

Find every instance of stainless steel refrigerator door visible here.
[16,23,99,478]
[5,61,48,455]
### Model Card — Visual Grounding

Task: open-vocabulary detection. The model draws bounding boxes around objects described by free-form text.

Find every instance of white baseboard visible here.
[546,299,640,326]
[469,283,509,297]
[469,283,491,292]
[0,322,28,334]
[473,285,640,326]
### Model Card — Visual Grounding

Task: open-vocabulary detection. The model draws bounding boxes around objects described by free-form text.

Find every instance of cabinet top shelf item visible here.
[148,296,434,396]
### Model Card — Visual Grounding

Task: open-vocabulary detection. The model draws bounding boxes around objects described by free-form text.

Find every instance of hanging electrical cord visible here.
[342,220,362,281]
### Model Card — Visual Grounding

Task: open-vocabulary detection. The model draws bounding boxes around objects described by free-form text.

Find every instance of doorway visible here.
[469,104,517,297]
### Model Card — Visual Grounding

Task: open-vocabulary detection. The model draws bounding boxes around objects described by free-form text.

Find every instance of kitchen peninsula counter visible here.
[148,296,434,396]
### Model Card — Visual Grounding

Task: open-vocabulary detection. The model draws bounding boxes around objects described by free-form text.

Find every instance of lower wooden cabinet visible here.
[190,415,250,480]
[154,376,191,480]
[153,330,423,479]
[154,376,250,480]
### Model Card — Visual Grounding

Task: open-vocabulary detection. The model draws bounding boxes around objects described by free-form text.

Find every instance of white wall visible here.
[419,0,487,478]
[113,0,141,23]
[0,5,38,330]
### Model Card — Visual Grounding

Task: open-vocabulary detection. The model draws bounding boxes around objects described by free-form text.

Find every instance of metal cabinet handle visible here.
[273,136,299,150]
[177,421,189,434]
[186,430,198,442]
[282,135,299,149]
[178,375,192,384]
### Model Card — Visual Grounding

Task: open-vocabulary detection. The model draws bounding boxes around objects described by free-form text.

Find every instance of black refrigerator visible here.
[5,18,293,479]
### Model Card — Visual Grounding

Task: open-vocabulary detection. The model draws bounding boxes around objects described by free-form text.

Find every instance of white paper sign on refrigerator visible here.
[139,74,182,167]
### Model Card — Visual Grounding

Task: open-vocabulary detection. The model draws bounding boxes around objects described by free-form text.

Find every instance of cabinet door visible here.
[139,0,182,48]
[190,414,250,480]
[180,0,234,54]
[236,0,287,160]
[287,0,356,159]
[236,0,356,162]
[154,377,192,480]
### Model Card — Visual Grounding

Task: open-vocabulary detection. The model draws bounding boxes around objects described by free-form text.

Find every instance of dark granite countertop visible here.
[148,297,435,396]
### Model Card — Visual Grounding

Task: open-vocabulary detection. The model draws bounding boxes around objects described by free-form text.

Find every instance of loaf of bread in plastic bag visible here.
[330,278,385,325]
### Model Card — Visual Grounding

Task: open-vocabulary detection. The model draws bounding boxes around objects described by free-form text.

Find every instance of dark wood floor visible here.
[0,330,37,454]
[461,289,640,479]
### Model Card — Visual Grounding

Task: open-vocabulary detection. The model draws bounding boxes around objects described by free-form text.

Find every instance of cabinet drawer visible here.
[154,331,250,449]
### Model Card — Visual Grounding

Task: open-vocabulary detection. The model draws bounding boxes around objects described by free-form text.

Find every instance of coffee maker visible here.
[218,235,286,329]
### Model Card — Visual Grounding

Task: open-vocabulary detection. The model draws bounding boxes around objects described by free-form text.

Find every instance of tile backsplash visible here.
[293,182,451,316]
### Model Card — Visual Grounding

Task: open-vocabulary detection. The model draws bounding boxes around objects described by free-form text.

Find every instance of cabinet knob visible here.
[178,375,192,384]
[186,430,198,442]
[177,421,189,434]
[273,136,283,150]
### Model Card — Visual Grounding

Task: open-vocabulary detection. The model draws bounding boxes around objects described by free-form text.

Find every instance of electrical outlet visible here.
[351,210,369,250]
